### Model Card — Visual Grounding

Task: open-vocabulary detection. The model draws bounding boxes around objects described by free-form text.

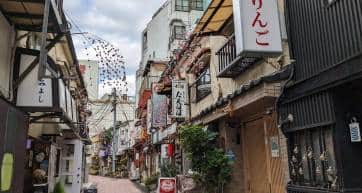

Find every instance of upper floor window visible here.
[142,32,148,50]
[176,0,189,12]
[173,25,186,40]
[196,67,211,101]
[191,0,203,11]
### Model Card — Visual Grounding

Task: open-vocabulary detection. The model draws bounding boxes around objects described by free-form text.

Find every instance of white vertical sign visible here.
[172,80,189,118]
[233,0,282,56]
[146,99,152,133]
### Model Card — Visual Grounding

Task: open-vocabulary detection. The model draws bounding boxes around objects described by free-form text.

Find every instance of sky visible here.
[64,0,166,97]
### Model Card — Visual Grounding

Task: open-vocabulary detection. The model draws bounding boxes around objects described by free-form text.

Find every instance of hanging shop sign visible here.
[233,0,282,56]
[161,144,169,159]
[349,118,362,142]
[147,99,152,133]
[152,84,168,128]
[158,177,176,193]
[14,48,78,125]
[172,80,189,118]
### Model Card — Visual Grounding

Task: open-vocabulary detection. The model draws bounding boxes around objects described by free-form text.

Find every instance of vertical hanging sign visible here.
[152,84,167,128]
[172,80,189,119]
[146,99,152,133]
[232,0,282,56]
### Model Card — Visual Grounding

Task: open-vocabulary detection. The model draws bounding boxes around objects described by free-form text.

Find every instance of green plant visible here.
[180,125,231,193]
[144,173,160,191]
[53,182,66,193]
[160,161,179,177]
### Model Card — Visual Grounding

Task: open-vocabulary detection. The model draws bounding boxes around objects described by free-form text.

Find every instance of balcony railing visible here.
[216,34,261,77]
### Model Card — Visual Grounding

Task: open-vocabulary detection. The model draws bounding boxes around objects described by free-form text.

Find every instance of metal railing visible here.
[216,35,237,74]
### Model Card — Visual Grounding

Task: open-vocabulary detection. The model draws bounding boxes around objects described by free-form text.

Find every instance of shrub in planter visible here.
[53,182,66,193]
[180,125,232,193]
[145,173,160,191]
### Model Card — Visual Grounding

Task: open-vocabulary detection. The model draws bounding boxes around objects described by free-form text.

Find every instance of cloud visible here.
[64,0,166,96]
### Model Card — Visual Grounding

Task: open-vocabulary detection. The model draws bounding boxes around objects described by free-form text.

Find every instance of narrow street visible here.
[89,175,144,193]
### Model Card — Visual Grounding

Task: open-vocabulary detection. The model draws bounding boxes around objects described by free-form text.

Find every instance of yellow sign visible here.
[1,153,14,191]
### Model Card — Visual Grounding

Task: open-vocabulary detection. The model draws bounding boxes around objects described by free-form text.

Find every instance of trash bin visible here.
[83,183,97,193]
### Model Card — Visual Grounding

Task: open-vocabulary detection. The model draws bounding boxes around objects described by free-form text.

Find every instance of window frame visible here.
[195,67,211,101]
[175,0,190,12]
[173,25,186,40]
[190,0,203,11]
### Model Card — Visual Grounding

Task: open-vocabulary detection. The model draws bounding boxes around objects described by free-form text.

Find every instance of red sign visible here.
[158,178,176,193]
[79,64,86,74]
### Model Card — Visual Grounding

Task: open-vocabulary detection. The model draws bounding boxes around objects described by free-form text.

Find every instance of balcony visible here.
[216,35,261,77]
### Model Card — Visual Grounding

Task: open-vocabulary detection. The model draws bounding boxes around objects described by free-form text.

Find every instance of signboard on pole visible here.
[158,177,176,193]
[172,80,189,118]
[233,0,282,57]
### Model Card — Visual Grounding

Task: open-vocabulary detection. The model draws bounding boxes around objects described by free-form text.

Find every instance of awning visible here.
[194,0,233,34]
[0,0,64,32]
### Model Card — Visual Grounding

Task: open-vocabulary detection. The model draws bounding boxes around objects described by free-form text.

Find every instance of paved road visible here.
[89,175,144,193]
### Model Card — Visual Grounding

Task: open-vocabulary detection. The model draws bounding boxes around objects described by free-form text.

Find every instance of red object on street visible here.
[158,178,176,193]
[167,144,174,157]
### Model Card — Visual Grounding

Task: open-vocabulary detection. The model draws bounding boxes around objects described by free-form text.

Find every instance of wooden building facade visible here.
[278,0,362,193]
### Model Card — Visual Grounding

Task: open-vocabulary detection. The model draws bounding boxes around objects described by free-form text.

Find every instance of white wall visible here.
[0,11,15,99]
[79,60,99,100]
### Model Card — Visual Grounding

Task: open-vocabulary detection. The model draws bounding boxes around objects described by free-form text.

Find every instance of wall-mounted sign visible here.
[14,48,77,128]
[172,80,189,118]
[233,0,282,56]
[16,54,53,107]
[152,84,168,128]
[158,177,176,193]
[349,118,361,142]
[270,136,280,157]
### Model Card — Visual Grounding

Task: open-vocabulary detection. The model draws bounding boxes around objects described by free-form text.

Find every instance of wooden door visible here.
[243,120,269,193]
[265,115,286,193]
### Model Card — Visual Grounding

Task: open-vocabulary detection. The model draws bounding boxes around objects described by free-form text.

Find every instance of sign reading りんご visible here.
[158,177,176,193]
[233,0,282,56]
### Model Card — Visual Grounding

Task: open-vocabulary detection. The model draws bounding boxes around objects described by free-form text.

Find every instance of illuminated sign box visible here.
[233,0,283,57]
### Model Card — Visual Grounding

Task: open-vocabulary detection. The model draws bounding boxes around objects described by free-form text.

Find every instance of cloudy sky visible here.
[64,0,166,97]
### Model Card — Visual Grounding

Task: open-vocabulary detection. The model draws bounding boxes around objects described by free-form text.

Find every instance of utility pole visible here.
[111,88,117,173]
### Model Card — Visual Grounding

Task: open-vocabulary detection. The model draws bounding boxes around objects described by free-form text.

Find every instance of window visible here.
[289,127,338,190]
[142,32,148,50]
[191,0,203,11]
[173,25,186,40]
[175,0,189,12]
[196,68,211,101]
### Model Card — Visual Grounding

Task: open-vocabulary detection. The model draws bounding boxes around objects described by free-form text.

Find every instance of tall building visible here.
[135,0,210,106]
[79,60,99,100]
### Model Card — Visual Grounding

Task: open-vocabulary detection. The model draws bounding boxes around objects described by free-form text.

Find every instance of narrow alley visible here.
[89,176,144,193]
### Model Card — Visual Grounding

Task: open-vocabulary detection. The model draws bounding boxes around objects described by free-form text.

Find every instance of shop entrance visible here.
[243,115,285,193]
[244,119,269,193]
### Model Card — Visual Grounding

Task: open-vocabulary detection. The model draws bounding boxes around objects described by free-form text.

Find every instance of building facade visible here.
[278,1,362,193]
[0,1,90,193]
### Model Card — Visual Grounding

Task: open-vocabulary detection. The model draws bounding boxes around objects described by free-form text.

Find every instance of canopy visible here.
[194,0,233,33]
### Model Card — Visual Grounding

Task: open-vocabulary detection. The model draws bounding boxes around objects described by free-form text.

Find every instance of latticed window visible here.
[196,68,211,101]
[289,126,339,191]
[173,25,186,40]
[191,0,203,11]
[175,0,189,11]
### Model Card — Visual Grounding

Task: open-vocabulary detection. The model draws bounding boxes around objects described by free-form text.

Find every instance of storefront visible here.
[278,1,362,192]
[0,97,29,193]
